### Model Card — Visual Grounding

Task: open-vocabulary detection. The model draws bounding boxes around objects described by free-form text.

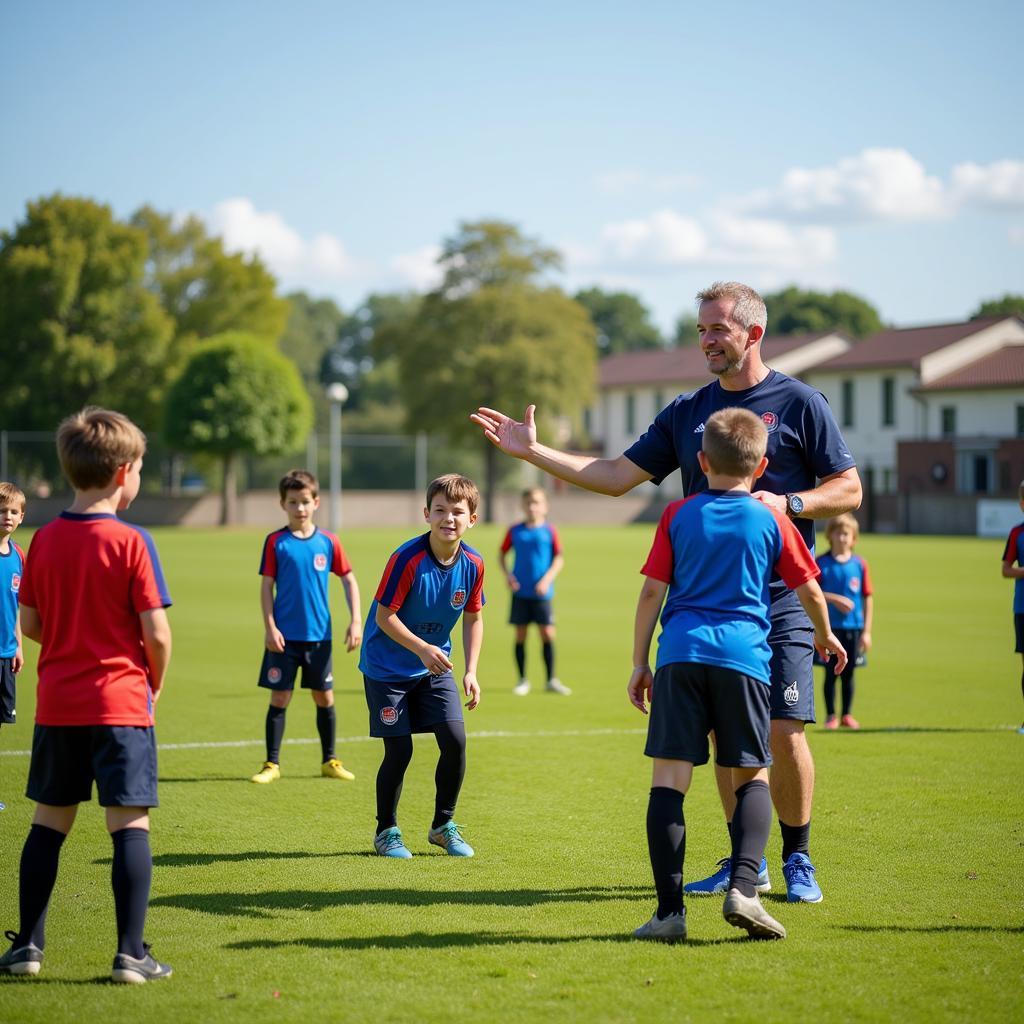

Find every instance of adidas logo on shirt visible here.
[693,423,705,434]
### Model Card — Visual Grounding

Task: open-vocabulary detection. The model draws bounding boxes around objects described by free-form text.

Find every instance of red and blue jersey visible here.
[359,533,485,682]
[1003,522,1024,614]
[641,491,819,683]
[500,522,561,599]
[816,552,873,629]
[19,512,172,726]
[259,527,353,642]
[0,539,26,659]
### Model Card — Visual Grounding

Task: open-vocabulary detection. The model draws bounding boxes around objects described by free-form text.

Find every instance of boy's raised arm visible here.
[140,607,172,703]
[375,604,453,676]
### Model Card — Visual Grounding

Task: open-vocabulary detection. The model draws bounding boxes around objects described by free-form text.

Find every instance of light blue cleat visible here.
[428,820,474,857]
[782,852,823,903]
[374,826,412,859]
[684,856,771,896]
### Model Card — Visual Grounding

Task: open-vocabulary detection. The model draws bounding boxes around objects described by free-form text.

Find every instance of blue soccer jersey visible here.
[1003,522,1024,614]
[816,552,873,630]
[0,540,26,658]
[500,522,561,599]
[641,491,820,683]
[359,534,486,683]
[259,527,352,642]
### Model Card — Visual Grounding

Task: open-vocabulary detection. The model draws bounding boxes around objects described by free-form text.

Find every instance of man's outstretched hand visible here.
[469,405,537,458]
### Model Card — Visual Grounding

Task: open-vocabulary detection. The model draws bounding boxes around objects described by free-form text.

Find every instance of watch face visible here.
[788,494,804,515]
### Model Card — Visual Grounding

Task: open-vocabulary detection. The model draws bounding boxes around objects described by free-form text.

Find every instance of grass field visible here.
[1,524,1022,1023]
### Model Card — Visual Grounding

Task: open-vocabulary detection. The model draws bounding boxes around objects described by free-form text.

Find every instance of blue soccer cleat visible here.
[684,856,771,896]
[374,826,412,859]
[783,852,823,903]
[428,820,474,857]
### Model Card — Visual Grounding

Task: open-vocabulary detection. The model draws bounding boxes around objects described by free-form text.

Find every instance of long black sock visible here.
[730,781,772,897]
[376,735,413,832]
[111,827,151,959]
[316,705,336,761]
[432,720,467,829]
[17,824,66,950]
[646,787,685,919]
[265,705,286,763]
[514,642,526,678]
[841,678,856,717]
[542,641,555,682]
[780,820,811,863]
[823,670,837,716]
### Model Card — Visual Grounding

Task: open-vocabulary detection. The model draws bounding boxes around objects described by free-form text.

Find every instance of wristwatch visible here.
[785,493,805,518]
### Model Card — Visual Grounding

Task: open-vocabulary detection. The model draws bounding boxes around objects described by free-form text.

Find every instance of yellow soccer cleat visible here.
[321,758,355,781]
[251,761,280,784]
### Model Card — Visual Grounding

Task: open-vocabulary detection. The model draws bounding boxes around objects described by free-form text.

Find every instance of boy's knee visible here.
[269,690,292,708]
[312,690,334,707]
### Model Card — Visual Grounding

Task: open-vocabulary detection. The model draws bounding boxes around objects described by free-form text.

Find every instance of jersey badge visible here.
[783,680,799,705]
[10,574,20,593]
[380,706,400,726]
[314,553,328,571]
[761,411,779,433]
[849,577,861,593]
[267,667,283,684]
[451,588,467,609]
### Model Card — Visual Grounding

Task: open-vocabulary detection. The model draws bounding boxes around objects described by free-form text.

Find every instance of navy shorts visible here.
[768,625,816,723]
[644,662,772,768]
[26,724,159,807]
[509,596,554,627]
[259,640,333,691]
[0,657,15,725]
[364,671,464,737]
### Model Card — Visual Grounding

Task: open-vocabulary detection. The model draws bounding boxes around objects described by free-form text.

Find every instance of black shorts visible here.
[26,724,159,807]
[0,657,15,725]
[768,625,816,723]
[509,596,554,627]
[259,640,333,691]
[644,662,772,769]
[1015,614,1024,654]
[364,671,464,737]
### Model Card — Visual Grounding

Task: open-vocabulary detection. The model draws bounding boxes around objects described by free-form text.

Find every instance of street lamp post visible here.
[326,382,349,534]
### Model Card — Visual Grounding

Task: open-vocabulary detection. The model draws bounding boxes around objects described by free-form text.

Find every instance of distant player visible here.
[359,474,484,859]
[628,408,846,943]
[251,470,362,785]
[500,487,569,695]
[0,408,173,983]
[1000,479,1024,735]
[817,513,873,729]
[0,481,27,813]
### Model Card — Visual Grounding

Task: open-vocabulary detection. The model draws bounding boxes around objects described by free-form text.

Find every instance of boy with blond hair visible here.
[0,408,173,983]
[0,481,27,813]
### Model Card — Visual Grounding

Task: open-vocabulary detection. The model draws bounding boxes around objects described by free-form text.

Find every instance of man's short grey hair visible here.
[696,281,768,333]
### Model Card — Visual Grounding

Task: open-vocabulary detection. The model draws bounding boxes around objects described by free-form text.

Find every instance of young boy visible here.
[359,474,484,859]
[1001,480,1024,735]
[627,408,846,942]
[817,513,873,730]
[0,408,173,982]
[251,470,362,784]
[0,482,27,813]
[500,487,569,695]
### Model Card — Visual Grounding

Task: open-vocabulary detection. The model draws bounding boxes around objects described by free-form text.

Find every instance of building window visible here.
[940,406,957,437]
[625,393,635,435]
[841,379,854,428]
[653,390,665,414]
[1017,404,1024,437]
[882,468,895,494]
[881,377,895,427]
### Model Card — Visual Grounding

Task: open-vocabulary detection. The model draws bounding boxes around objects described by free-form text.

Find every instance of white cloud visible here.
[600,209,707,265]
[390,244,443,290]
[951,160,1024,209]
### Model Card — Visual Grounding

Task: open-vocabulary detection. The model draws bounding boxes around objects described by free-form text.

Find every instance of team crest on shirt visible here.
[267,667,282,684]
[760,411,779,433]
[10,574,20,593]
[849,577,861,593]
[314,553,328,571]
[451,589,467,609]
[380,706,399,726]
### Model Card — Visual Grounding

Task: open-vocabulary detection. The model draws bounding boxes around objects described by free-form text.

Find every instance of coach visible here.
[470,280,861,903]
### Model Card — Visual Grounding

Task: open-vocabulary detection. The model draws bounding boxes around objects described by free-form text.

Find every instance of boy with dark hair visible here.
[628,407,846,942]
[359,473,484,859]
[251,469,362,784]
[1001,480,1024,735]
[0,482,27,813]
[500,487,569,695]
[0,408,174,982]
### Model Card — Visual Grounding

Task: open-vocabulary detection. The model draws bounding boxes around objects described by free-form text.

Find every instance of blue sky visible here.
[2,0,1022,333]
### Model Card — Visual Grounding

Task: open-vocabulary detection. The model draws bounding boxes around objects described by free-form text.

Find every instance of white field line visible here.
[0,726,647,758]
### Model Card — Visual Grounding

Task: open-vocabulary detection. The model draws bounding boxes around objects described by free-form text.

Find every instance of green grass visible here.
[1,526,1022,1023]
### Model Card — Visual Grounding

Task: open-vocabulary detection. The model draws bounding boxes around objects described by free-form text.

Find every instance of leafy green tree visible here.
[0,194,175,432]
[762,286,883,339]
[672,313,700,347]
[164,332,311,524]
[573,287,664,356]
[438,220,561,292]
[280,291,345,387]
[971,294,1024,319]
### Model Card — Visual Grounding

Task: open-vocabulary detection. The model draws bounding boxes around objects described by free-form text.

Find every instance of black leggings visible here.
[823,628,861,716]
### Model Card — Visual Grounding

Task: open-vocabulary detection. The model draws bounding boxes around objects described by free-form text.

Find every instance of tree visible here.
[573,287,664,356]
[762,286,883,339]
[280,291,346,388]
[971,294,1024,319]
[164,333,311,524]
[672,313,700,347]
[0,195,175,433]
[438,220,561,292]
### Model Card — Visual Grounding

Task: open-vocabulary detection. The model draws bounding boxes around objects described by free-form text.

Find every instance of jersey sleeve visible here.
[1003,525,1024,565]
[639,502,679,584]
[622,403,678,485]
[801,392,857,479]
[465,553,486,613]
[129,529,173,611]
[771,511,820,590]
[859,556,873,597]
[548,525,563,557]
[499,528,514,554]
[259,533,279,578]
[329,533,353,577]
[375,548,422,611]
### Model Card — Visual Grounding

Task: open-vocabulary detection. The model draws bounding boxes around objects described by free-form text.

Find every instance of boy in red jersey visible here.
[0,408,173,984]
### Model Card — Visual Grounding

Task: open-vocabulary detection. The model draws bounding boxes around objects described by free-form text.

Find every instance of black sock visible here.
[111,827,151,959]
[823,672,837,716]
[542,641,555,681]
[841,678,855,717]
[780,820,811,863]
[265,705,286,764]
[646,787,685,919]
[514,642,526,678]
[730,781,772,897]
[316,705,336,762]
[376,735,413,832]
[432,721,467,829]
[17,824,66,950]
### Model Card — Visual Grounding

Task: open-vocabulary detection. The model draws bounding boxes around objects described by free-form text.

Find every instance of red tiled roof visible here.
[917,345,1024,391]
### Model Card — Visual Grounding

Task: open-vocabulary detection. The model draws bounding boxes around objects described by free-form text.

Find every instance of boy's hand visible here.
[13,646,23,673]
[345,619,363,652]
[859,630,872,652]
[419,645,454,676]
[628,665,654,714]
[150,680,163,704]
[827,594,855,614]
[534,574,552,596]
[815,632,848,674]
[463,672,480,710]
[506,572,520,593]
[265,626,286,653]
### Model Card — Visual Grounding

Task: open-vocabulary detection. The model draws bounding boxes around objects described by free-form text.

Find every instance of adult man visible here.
[470,281,861,903]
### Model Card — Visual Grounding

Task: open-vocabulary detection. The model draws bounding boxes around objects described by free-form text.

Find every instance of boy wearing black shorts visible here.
[627,407,846,942]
